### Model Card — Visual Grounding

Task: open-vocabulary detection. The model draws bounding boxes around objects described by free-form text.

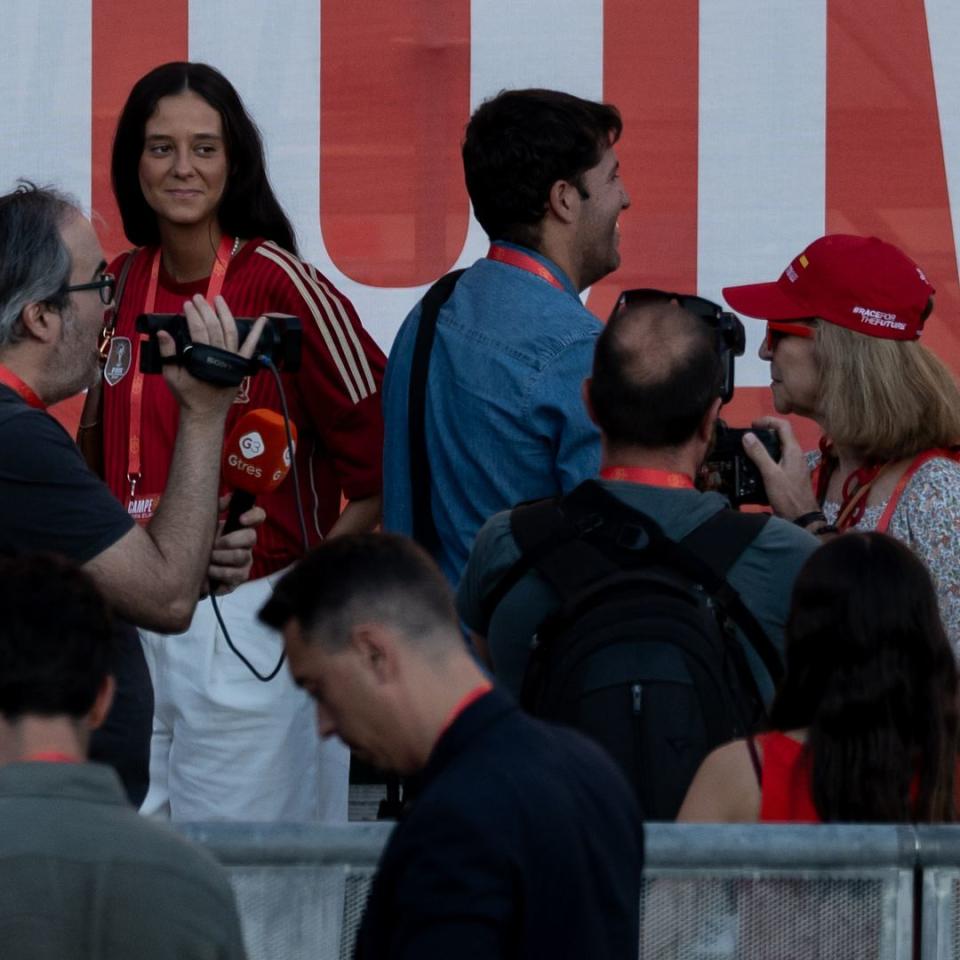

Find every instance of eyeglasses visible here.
[612,288,746,403]
[64,273,116,306]
[764,320,816,352]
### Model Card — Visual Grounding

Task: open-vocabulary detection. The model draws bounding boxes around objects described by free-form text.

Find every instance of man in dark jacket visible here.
[260,532,643,960]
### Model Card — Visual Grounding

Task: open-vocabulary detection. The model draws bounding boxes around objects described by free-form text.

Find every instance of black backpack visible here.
[483,480,784,820]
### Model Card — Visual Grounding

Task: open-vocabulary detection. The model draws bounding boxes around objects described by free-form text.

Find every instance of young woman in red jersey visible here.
[83,62,386,823]
[679,532,959,823]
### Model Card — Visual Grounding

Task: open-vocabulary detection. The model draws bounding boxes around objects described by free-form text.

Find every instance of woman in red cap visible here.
[722,234,960,657]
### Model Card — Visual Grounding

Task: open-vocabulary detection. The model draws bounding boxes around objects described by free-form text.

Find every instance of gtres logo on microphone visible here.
[238,431,265,458]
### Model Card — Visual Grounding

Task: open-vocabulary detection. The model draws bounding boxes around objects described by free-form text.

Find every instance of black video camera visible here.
[703,421,781,507]
[136,313,303,383]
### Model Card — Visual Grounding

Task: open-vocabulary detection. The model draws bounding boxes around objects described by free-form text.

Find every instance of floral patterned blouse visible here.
[808,452,960,658]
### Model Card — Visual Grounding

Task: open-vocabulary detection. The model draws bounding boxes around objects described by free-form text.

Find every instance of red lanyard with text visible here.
[486,244,565,290]
[126,236,234,499]
[0,365,45,410]
[600,466,695,489]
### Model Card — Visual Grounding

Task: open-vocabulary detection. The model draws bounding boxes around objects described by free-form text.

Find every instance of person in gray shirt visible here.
[0,555,246,960]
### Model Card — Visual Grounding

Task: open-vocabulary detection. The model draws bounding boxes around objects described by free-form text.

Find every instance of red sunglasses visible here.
[765,321,816,351]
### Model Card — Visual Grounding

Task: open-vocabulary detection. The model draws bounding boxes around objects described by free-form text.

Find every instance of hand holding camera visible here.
[138,302,303,385]
[739,416,822,520]
[702,421,781,506]
[151,295,268,414]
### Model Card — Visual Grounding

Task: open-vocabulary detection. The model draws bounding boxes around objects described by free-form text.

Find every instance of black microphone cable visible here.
[209,356,309,681]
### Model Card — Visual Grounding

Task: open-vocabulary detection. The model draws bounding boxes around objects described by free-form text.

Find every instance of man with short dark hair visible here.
[458,293,819,703]
[383,88,630,585]
[0,555,246,960]
[0,182,263,802]
[260,533,643,960]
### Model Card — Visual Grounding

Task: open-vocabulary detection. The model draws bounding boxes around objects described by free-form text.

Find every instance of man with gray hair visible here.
[260,532,643,960]
[0,182,264,801]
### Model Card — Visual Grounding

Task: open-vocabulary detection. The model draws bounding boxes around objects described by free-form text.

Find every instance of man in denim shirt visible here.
[383,88,631,585]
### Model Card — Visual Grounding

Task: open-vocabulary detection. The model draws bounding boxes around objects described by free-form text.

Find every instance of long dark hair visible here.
[770,532,959,822]
[111,61,298,254]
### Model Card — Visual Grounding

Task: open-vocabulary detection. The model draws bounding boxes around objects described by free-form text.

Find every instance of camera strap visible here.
[126,236,235,500]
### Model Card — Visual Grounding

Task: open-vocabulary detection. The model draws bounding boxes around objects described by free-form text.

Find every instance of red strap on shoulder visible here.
[876,447,960,533]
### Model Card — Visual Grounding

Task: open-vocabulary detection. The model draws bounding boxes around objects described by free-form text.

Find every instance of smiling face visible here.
[137,90,229,235]
[758,320,820,417]
[572,143,630,290]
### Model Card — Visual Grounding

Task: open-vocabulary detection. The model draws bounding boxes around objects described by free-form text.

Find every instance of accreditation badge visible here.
[127,493,161,525]
[104,337,132,386]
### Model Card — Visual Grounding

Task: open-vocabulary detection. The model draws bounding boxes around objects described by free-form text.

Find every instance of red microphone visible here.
[221,409,298,535]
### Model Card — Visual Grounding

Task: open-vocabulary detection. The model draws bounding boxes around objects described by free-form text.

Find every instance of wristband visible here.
[794,510,827,529]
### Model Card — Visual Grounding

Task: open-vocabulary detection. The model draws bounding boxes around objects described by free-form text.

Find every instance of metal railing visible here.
[180,822,960,960]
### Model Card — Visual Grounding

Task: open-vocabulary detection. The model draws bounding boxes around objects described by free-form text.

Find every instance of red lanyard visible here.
[487,244,565,290]
[835,461,891,530]
[126,236,234,498]
[436,681,493,742]
[23,751,80,763]
[876,447,959,533]
[600,466,695,489]
[0,365,45,410]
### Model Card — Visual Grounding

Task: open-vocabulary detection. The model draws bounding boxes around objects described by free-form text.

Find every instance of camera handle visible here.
[162,343,252,387]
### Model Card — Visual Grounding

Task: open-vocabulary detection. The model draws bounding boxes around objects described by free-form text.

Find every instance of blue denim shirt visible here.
[383,244,602,585]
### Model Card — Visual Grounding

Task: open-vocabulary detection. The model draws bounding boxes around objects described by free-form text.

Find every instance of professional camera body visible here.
[136,313,302,385]
[703,421,781,507]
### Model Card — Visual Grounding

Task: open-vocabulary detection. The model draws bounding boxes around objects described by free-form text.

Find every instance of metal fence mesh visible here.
[640,870,903,960]
[183,824,924,960]
[225,864,376,960]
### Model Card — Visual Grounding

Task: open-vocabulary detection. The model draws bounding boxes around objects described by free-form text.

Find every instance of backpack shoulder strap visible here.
[479,481,630,627]
[674,508,783,684]
[407,270,465,552]
[680,508,769,577]
[482,482,782,684]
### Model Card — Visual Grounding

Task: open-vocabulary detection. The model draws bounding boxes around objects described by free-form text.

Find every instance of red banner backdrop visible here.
[589,0,700,321]
[320,0,471,288]
[826,0,959,363]
[51,0,957,448]
[91,0,189,258]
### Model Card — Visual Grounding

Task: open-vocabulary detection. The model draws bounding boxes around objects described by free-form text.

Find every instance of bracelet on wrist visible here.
[794,510,826,529]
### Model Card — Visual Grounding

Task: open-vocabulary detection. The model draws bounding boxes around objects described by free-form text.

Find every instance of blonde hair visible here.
[817,322,960,460]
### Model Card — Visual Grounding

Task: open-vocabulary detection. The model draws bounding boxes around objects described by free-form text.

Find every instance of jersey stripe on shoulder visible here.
[305,262,378,397]
[256,243,375,404]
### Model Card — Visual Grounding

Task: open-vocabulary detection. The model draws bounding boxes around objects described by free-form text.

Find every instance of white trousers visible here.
[139,574,349,822]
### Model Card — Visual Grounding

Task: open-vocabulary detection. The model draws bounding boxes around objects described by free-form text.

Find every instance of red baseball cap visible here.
[722,235,935,341]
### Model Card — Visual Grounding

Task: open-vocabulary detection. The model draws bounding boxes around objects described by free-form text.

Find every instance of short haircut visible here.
[0,182,77,348]
[462,88,622,248]
[588,298,723,448]
[816,320,960,460]
[0,555,115,720]
[770,532,958,822]
[260,533,460,653]
[112,61,298,254]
